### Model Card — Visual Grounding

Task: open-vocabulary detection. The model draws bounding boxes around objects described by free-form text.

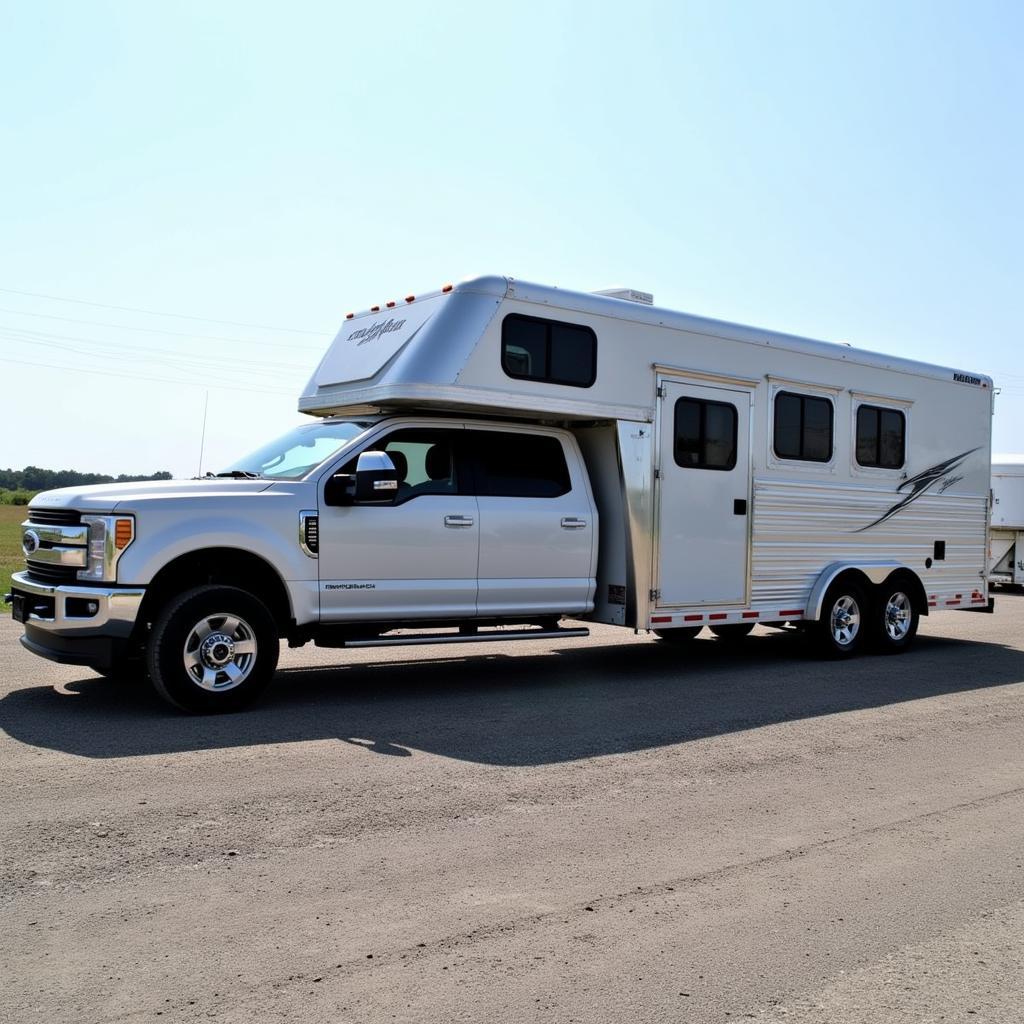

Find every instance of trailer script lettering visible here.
[953,372,982,385]
[349,318,406,346]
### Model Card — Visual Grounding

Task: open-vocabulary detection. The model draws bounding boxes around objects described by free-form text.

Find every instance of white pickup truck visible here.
[7,276,993,712]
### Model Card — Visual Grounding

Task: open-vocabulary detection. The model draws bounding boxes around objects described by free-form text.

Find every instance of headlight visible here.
[78,515,135,582]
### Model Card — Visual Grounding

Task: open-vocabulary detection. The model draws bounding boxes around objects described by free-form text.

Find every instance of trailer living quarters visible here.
[301,275,993,645]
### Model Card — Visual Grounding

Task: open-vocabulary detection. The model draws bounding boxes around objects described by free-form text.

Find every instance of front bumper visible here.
[8,571,145,667]
[9,571,145,636]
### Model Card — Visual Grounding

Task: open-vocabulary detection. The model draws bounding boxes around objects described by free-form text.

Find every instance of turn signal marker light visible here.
[114,519,133,549]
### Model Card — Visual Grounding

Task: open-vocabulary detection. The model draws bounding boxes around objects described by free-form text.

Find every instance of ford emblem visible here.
[22,529,40,556]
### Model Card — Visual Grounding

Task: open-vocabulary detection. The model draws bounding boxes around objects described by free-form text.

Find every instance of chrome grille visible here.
[25,563,81,585]
[28,508,82,526]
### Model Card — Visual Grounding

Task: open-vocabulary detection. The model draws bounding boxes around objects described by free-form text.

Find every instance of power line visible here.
[0,356,296,397]
[0,285,332,335]
[0,325,313,378]
[0,306,326,350]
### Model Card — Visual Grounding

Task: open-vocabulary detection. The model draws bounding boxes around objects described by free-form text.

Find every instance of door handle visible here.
[561,517,588,529]
[444,515,475,528]
[733,499,747,516]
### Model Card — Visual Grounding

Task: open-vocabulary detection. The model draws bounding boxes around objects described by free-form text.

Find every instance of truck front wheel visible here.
[147,585,279,713]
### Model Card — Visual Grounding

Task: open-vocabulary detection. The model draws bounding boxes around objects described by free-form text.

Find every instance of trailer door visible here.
[655,380,751,606]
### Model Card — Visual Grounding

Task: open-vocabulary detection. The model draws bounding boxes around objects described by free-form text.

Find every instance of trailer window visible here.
[856,405,905,469]
[773,392,833,462]
[467,430,572,498]
[674,398,737,470]
[501,314,597,388]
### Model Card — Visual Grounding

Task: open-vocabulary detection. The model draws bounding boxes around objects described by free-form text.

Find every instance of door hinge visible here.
[654,467,661,480]
[649,588,661,602]
[656,385,666,399]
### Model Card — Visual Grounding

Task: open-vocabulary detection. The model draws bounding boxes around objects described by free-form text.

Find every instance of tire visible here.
[812,580,867,659]
[146,585,279,713]
[654,626,702,643]
[870,580,920,654]
[708,622,755,640]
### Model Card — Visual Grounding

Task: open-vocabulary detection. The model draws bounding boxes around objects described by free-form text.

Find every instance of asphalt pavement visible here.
[2,597,1023,1023]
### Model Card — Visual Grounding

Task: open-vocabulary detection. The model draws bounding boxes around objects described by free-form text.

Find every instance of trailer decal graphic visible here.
[855,447,981,532]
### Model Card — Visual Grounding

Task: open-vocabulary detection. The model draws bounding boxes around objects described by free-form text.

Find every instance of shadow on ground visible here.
[2,628,1023,765]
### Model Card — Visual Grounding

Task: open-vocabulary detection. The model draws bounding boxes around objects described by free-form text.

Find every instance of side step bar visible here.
[344,627,590,649]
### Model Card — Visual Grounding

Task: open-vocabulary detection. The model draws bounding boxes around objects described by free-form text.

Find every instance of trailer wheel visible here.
[654,626,702,643]
[146,585,279,713]
[870,581,920,654]
[708,622,755,641]
[812,580,867,658]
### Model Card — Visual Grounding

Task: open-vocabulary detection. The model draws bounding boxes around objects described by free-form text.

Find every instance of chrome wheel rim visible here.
[183,612,257,692]
[884,591,912,641]
[830,595,861,647]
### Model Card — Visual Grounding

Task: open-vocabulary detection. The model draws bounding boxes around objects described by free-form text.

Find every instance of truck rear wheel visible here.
[147,585,279,713]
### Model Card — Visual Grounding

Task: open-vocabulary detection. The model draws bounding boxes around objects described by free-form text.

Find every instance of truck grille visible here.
[25,562,81,585]
[28,508,82,526]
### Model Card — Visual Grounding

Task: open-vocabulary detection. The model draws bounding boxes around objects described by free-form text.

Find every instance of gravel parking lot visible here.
[2,598,1023,1023]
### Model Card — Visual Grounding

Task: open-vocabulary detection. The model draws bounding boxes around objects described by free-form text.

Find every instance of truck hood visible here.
[29,478,275,512]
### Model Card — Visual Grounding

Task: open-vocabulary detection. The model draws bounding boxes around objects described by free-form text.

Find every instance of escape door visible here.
[655,380,752,606]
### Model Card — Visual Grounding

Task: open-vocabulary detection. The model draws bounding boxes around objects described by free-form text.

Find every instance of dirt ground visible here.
[2,597,1023,1023]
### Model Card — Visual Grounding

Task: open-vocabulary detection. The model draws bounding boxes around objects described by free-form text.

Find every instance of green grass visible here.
[1,504,27,585]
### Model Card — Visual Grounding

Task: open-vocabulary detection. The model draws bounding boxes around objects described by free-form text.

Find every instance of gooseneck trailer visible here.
[7,276,994,711]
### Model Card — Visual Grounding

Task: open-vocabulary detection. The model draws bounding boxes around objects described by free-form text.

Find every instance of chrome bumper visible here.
[9,570,144,639]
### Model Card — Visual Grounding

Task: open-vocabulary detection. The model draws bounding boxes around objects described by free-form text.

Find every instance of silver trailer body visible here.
[301,275,994,629]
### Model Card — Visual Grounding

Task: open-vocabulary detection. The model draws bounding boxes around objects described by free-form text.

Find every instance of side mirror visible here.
[354,450,399,503]
[323,451,398,506]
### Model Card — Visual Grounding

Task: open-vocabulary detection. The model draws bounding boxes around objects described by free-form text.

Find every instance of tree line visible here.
[0,466,173,491]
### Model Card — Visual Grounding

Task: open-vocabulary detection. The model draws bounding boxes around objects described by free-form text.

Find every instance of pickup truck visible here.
[9,416,597,712]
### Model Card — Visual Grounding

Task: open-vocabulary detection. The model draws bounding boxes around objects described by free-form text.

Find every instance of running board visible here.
[344,627,590,649]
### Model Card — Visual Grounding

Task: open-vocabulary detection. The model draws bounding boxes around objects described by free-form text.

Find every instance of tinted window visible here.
[773,392,834,462]
[856,405,905,469]
[673,397,737,470]
[502,314,596,388]
[468,431,572,498]
[339,428,459,502]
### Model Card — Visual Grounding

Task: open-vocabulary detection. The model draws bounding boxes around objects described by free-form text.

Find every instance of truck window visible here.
[501,314,596,388]
[673,397,737,470]
[339,428,459,501]
[773,392,833,462]
[467,431,572,498]
[855,405,905,469]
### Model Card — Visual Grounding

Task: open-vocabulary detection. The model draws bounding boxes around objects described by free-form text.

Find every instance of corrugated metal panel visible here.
[751,478,987,605]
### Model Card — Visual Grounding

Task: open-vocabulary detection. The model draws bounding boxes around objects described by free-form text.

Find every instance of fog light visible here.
[66,598,100,618]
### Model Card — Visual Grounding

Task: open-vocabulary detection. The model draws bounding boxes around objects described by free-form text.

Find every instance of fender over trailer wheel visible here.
[708,622,755,640]
[147,585,279,713]
[870,581,920,654]
[654,626,702,643]
[812,580,867,659]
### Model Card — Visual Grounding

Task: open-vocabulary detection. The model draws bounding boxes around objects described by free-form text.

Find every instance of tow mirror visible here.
[354,450,399,503]
[324,451,398,506]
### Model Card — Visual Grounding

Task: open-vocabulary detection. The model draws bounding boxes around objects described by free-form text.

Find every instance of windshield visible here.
[220,420,373,480]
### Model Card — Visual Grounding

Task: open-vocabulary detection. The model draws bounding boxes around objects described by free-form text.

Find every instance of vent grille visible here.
[304,515,319,555]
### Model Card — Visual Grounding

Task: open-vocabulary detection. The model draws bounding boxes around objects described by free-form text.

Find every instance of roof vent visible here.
[592,287,653,305]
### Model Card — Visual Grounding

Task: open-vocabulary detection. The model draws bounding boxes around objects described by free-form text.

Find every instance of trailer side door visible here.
[655,380,752,607]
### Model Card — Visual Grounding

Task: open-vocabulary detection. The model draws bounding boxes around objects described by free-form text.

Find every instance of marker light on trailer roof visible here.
[441,283,453,293]
[405,295,415,303]
[386,301,396,308]
[370,305,380,312]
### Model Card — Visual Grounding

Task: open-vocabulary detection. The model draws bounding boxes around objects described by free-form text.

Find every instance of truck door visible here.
[655,380,752,606]
[317,427,479,621]
[467,428,596,617]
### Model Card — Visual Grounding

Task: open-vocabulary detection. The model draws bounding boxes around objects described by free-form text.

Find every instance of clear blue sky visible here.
[1,0,1021,477]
